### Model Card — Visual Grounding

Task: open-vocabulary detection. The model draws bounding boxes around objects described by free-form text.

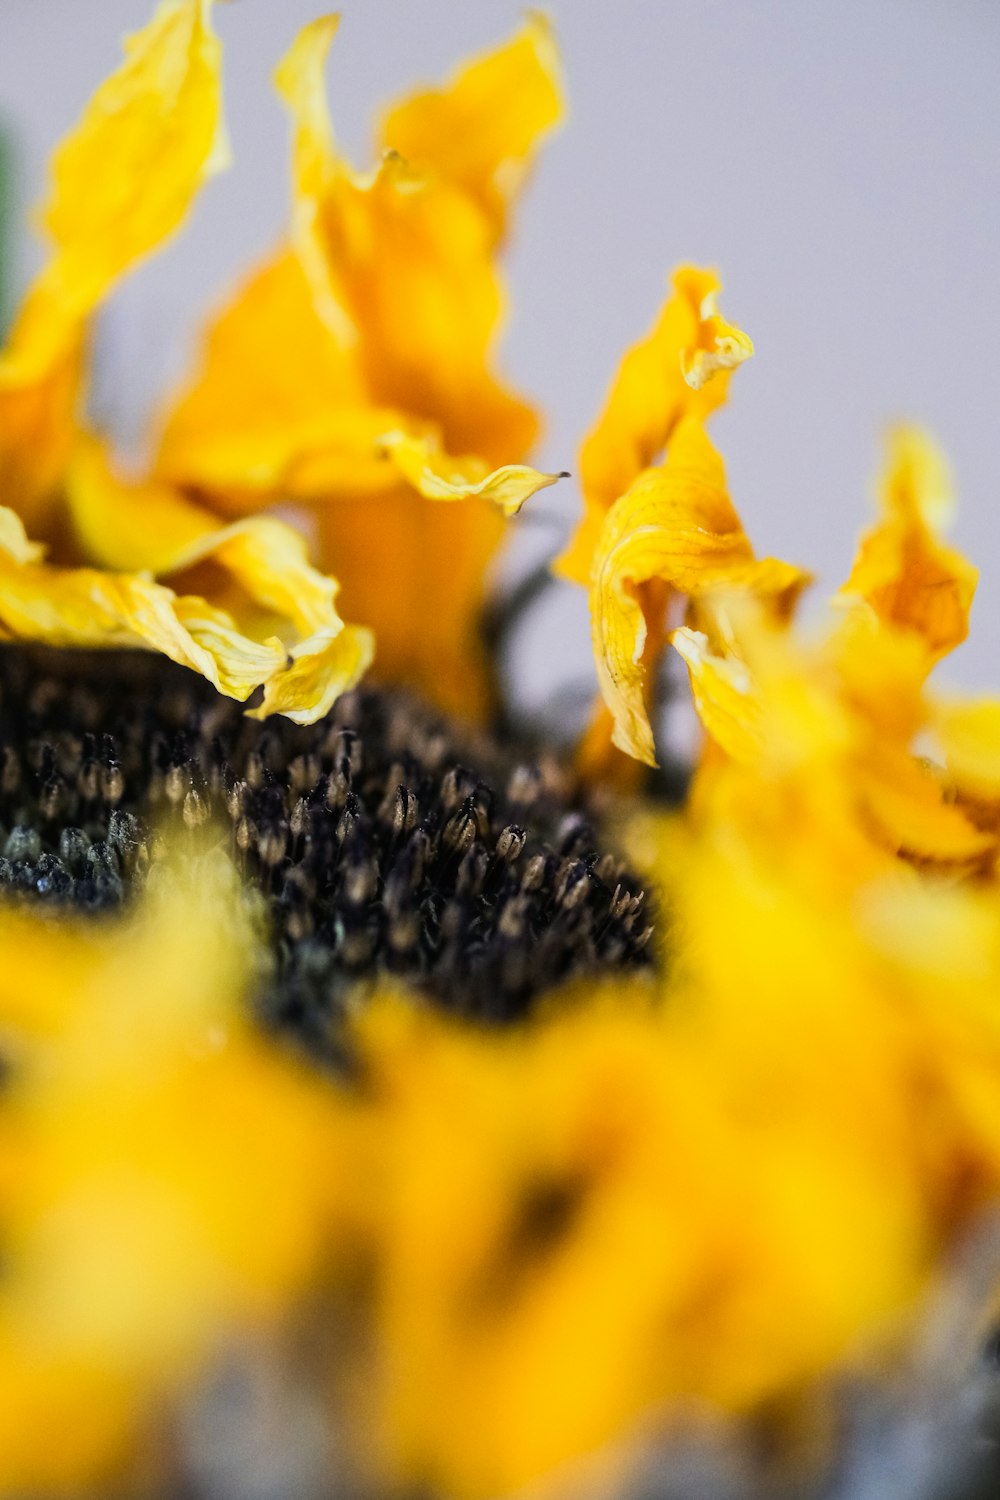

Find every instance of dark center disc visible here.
[0,645,654,1058]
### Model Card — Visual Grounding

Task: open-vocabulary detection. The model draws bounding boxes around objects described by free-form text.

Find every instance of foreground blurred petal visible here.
[556,266,753,586]
[0,852,347,1490]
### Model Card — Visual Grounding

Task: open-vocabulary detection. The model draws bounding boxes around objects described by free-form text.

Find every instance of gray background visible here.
[2,0,998,715]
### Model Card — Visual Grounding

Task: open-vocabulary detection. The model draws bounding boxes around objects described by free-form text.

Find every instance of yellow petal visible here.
[556,266,753,585]
[0,524,281,699]
[0,0,226,531]
[0,298,84,535]
[318,486,505,723]
[378,430,564,517]
[33,0,226,351]
[273,13,340,202]
[156,249,374,504]
[249,624,375,723]
[377,13,563,245]
[68,435,340,635]
[61,437,374,716]
[934,697,1000,804]
[275,23,538,467]
[839,427,977,663]
[589,420,801,765]
[671,627,764,764]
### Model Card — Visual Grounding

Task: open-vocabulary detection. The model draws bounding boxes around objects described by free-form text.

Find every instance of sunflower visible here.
[4,7,1000,1500]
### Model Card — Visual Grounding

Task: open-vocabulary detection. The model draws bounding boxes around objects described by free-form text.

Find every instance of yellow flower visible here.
[0,848,349,1492]
[0,0,374,721]
[156,13,565,721]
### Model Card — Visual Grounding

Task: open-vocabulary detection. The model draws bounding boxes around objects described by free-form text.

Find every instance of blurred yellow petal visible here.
[377,12,563,245]
[936,697,1000,804]
[156,249,385,505]
[556,266,753,585]
[318,489,505,723]
[0,299,84,535]
[839,426,977,662]
[589,421,804,765]
[379,429,564,517]
[0,854,348,1491]
[273,13,340,201]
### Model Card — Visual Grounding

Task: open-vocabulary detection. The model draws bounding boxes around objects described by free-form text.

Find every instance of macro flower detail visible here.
[4,8,1000,1500]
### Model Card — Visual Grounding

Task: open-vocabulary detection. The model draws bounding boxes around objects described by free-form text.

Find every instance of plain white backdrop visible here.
[1,0,998,714]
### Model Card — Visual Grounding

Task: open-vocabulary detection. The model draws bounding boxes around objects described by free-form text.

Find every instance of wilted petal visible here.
[62,437,374,715]
[589,420,803,765]
[377,13,563,245]
[250,625,375,723]
[378,429,563,517]
[839,427,977,662]
[556,266,753,585]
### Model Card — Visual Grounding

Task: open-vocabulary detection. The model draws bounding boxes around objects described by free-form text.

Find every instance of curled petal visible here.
[589,420,801,765]
[0,521,283,700]
[377,12,563,245]
[556,266,753,585]
[249,625,375,723]
[67,436,348,637]
[2,437,374,720]
[378,430,564,517]
[839,427,977,663]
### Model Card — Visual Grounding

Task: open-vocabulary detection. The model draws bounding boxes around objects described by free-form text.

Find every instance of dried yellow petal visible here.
[556,266,753,586]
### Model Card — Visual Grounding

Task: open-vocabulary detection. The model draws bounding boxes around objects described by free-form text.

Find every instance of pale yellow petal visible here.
[249,623,375,723]
[377,13,563,244]
[556,266,753,585]
[378,429,564,517]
